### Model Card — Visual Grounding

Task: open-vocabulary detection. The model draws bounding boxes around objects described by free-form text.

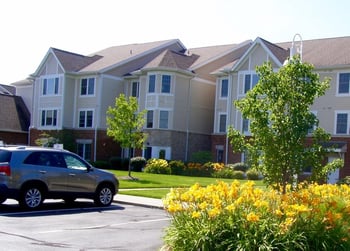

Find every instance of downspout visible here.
[225,72,233,164]
[94,74,102,161]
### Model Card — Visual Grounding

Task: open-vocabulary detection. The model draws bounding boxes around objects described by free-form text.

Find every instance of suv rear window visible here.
[0,150,12,162]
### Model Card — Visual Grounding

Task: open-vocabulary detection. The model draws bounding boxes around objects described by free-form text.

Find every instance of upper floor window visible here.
[336,112,348,134]
[161,75,171,93]
[242,118,250,134]
[219,114,227,133]
[43,77,59,95]
[307,111,317,134]
[41,109,57,127]
[79,110,93,128]
[146,110,154,128]
[80,78,95,96]
[148,75,156,93]
[338,73,350,94]
[131,81,139,97]
[159,110,169,129]
[220,79,228,98]
[244,73,259,93]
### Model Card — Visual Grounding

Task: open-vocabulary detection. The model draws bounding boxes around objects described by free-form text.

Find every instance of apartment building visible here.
[212,36,350,183]
[25,35,350,182]
[29,39,251,161]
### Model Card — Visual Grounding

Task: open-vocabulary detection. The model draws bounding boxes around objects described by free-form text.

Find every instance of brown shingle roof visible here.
[52,48,102,72]
[142,49,200,71]
[0,94,30,132]
[81,39,184,72]
[259,37,289,64]
[277,36,350,67]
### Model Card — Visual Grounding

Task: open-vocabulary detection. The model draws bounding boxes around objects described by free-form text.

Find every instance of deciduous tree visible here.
[228,56,343,193]
[106,94,147,177]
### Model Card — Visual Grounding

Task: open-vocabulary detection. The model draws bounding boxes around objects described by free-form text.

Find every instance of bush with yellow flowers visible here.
[163,181,350,250]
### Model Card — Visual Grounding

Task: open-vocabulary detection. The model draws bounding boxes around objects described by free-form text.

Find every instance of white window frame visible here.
[238,71,259,96]
[77,141,92,161]
[80,77,95,96]
[159,110,169,129]
[336,72,350,96]
[146,110,154,128]
[42,76,59,96]
[148,74,156,93]
[161,75,171,94]
[40,109,58,127]
[220,78,228,98]
[79,109,94,128]
[334,110,350,134]
[242,117,250,135]
[131,81,140,97]
[218,113,227,133]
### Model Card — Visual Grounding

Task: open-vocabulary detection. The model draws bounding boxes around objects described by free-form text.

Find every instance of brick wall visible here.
[0,131,28,145]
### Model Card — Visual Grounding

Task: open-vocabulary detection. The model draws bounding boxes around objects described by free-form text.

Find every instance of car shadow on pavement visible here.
[0,200,125,217]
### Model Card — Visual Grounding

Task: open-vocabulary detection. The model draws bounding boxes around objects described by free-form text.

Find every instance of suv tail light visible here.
[0,164,11,176]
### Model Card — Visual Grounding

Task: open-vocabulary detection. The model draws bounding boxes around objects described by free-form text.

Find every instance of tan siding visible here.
[62,77,75,128]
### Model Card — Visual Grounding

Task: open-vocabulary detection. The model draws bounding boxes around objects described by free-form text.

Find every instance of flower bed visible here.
[163,181,350,250]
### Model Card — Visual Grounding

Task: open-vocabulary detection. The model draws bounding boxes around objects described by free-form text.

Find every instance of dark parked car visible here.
[0,146,118,209]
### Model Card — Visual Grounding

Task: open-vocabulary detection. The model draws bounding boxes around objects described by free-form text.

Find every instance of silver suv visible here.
[0,146,119,209]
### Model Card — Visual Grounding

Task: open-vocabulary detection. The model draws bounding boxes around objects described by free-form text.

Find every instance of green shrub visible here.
[109,157,129,170]
[246,169,261,180]
[184,162,214,177]
[189,151,212,164]
[212,167,236,179]
[169,160,185,175]
[144,158,171,174]
[337,176,350,185]
[232,162,249,172]
[232,170,246,179]
[130,156,146,172]
[90,160,111,169]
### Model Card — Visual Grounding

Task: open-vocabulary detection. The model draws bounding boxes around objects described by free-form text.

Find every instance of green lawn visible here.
[110,170,265,199]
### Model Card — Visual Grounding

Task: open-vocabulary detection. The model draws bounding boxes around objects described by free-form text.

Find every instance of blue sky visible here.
[0,0,349,84]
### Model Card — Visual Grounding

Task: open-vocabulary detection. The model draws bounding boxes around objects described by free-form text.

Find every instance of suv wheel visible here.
[94,185,113,206]
[20,186,44,209]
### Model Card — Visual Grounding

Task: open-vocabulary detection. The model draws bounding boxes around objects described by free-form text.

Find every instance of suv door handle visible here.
[39,170,46,174]
[69,173,76,176]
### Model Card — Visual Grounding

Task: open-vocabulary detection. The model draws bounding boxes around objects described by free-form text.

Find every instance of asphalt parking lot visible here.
[0,199,170,251]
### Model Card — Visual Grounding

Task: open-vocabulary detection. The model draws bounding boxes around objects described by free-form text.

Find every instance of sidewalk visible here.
[113,194,164,209]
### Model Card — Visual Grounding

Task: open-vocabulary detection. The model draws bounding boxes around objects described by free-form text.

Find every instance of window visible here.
[336,113,348,134]
[80,78,95,96]
[338,73,350,94]
[161,75,171,93]
[307,112,317,134]
[77,143,92,161]
[148,75,156,93]
[79,110,93,128]
[219,114,227,133]
[242,118,249,133]
[244,73,259,93]
[146,110,153,128]
[43,77,59,95]
[41,109,57,126]
[63,154,88,170]
[220,79,228,98]
[24,152,65,167]
[159,111,169,129]
[131,81,139,97]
